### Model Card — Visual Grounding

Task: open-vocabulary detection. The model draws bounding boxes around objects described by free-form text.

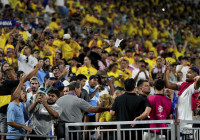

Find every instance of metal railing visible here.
[178,120,200,140]
[0,133,57,140]
[65,120,175,140]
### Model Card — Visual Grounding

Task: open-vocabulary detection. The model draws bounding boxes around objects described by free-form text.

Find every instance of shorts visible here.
[0,113,7,133]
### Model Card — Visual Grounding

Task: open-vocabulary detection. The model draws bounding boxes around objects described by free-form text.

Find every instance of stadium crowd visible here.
[0,0,200,139]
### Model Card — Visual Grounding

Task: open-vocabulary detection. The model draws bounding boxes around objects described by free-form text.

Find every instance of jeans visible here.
[0,113,7,133]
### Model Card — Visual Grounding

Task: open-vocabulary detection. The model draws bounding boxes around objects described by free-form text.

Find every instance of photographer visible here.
[96,70,114,96]
[28,89,62,140]
[132,60,149,84]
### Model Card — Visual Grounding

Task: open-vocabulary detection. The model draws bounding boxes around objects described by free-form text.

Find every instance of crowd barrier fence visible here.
[65,120,200,140]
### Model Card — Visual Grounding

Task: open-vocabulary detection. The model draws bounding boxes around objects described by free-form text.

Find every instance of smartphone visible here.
[107,77,112,80]
[65,65,70,70]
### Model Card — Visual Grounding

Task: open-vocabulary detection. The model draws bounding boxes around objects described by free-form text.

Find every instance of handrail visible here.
[65,120,174,126]
[179,119,200,124]
[0,133,57,140]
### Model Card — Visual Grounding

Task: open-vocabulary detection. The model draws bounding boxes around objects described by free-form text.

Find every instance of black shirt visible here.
[0,80,19,113]
[138,94,151,107]
[111,92,146,127]
[80,88,90,102]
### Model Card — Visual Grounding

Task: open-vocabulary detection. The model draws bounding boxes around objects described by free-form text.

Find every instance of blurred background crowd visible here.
[0,0,200,139]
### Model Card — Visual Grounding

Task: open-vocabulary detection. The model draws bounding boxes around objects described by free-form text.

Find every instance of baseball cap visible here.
[190,66,200,75]
[63,80,70,86]
[30,76,39,83]
[7,48,14,53]
[63,34,71,40]
[157,56,162,59]
[89,75,98,80]
[51,65,59,71]
[44,73,57,80]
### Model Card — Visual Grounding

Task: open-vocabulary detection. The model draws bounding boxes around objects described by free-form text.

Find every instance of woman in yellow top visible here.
[76,56,97,79]
[97,94,115,122]
[96,94,115,139]
[107,63,124,87]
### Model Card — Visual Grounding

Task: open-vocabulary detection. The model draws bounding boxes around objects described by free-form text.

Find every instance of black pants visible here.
[56,122,81,140]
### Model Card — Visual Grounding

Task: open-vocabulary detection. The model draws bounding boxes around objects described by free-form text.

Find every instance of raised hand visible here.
[165,61,171,72]
[20,73,26,83]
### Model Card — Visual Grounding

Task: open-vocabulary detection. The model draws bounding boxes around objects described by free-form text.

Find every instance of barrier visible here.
[65,120,175,140]
[178,120,200,140]
[0,133,57,140]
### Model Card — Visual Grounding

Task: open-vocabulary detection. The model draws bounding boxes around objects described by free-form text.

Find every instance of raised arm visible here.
[15,41,21,57]
[24,63,41,82]
[87,106,110,113]
[183,38,188,50]
[11,74,26,101]
[164,61,178,90]
[134,70,141,82]
[194,76,200,90]
[41,97,59,118]
[172,35,177,49]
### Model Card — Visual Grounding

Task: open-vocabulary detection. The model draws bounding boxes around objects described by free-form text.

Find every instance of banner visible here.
[0,20,20,27]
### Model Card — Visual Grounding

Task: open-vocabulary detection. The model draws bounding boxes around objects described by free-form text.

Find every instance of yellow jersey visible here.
[76,66,97,79]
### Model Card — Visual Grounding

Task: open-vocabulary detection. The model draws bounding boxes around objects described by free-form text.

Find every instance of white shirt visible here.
[56,0,64,6]
[176,65,189,82]
[45,5,55,14]
[25,92,36,111]
[18,54,38,75]
[177,83,200,128]
[132,67,149,83]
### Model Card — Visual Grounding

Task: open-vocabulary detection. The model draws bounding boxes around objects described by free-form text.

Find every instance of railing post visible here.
[65,123,69,140]
[176,120,180,140]
[117,124,121,140]
[171,120,175,140]
[24,136,27,140]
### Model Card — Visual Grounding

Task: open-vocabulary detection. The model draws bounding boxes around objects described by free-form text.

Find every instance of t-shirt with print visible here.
[147,94,172,133]
[29,103,62,135]
[83,85,99,116]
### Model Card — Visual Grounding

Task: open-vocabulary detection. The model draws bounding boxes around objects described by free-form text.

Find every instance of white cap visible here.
[63,34,71,40]
[63,80,70,87]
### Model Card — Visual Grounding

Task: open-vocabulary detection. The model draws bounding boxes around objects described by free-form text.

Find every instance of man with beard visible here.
[137,79,151,101]
[145,51,157,71]
[165,64,200,125]
[6,75,32,140]
[26,77,40,110]
[28,88,62,140]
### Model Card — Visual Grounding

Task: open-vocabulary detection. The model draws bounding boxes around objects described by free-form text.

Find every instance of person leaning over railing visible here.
[133,79,172,139]
[6,74,32,140]
[55,81,111,140]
